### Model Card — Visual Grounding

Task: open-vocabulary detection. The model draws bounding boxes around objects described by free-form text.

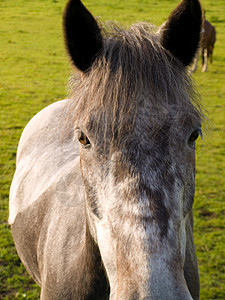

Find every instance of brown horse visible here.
[9,0,204,299]
[191,19,216,72]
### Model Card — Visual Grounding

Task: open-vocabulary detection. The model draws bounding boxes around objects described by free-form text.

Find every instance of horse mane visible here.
[65,22,204,147]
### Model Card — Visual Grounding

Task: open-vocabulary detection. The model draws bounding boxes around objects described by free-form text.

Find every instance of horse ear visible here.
[64,0,103,72]
[160,0,203,66]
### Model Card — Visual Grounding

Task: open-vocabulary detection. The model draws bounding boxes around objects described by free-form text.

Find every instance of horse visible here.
[9,0,204,299]
[191,19,216,72]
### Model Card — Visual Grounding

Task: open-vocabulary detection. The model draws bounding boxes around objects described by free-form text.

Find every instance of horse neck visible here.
[75,223,109,298]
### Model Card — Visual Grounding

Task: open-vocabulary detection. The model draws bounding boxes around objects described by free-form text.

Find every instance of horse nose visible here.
[112,291,193,300]
[111,281,194,300]
[146,284,194,300]
[146,289,193,300]
[146,280,194,300]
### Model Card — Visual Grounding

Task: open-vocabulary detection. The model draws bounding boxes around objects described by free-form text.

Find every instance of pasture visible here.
[0,0,224,299]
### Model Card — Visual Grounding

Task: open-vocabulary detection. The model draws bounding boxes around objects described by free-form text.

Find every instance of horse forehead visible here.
[109,126,186,203]
[111,142,181,190]
[122,116,181,154]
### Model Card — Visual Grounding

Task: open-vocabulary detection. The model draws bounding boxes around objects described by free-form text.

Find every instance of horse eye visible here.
[189,129,202,143]
[78,132,90,147]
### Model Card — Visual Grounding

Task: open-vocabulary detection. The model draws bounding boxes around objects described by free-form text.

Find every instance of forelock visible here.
[65,22,205,149]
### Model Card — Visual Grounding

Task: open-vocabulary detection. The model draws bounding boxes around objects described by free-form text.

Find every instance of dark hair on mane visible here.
[65,22,205,147]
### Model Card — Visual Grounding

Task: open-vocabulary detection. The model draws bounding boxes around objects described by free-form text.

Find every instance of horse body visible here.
[10,0,204,299]
[201,20,216,72]
[9,100,109,299]
[191,19,216,72]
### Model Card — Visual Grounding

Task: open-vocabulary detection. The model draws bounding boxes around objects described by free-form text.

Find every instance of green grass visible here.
[1,0,225,299]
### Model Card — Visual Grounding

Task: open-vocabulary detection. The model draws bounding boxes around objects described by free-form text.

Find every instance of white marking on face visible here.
[88,145,193,299]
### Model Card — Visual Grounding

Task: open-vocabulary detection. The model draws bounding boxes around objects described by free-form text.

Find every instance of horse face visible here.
[64,0,203,299]
[76,106,201,299]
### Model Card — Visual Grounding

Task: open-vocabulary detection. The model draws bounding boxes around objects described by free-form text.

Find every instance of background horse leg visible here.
[209,45,214,64]
[202,48,208,72]
[191,52,199,73]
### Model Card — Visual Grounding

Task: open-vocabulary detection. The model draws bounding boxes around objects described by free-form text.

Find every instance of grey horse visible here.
[9,0,204,299]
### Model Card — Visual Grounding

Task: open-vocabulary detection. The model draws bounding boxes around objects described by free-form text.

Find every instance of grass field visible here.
[0,0,224,299]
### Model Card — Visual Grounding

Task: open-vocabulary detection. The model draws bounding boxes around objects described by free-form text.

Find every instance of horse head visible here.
[64,0,203,299]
